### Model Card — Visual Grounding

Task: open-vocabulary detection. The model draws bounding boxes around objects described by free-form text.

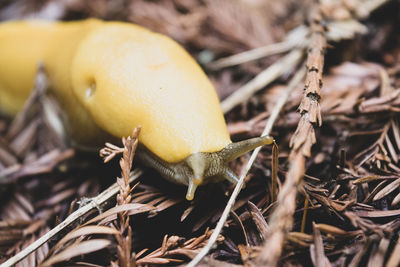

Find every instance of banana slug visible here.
[0,19,273,200]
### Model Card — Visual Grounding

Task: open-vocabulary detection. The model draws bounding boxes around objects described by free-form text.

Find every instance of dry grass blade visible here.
[208,39,298,70]
[130,185,182,214]
[247,201,269,240]
[39,225,118,266]
[0,150,74,185]
[387,238,400,267]
[316,224,361,236]
[39,239,111,267]
[355,209,400,218]
[84,203,155,226]
[373,178,400,201]
[310,222,331,267]
[352,175,396,185]
[51,226,119,252]
[367,238,390,267]
[392,192,400,206]
[359,89,400,113]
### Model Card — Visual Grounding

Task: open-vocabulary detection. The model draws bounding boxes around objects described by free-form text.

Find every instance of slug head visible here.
[172,135,274,200]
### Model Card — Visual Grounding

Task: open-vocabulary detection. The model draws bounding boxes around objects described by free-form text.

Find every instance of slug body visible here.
[0,19,273,200]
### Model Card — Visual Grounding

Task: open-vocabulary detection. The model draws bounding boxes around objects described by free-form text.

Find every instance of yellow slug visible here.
[0,19,273,200]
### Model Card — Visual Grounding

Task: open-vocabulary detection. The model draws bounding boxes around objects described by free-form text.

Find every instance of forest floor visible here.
[1,0,400,266]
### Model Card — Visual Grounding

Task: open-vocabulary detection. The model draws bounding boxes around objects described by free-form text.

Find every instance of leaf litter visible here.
[1,0,400,266]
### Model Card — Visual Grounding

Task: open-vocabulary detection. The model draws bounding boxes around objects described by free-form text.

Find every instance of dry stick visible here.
[271,142,279,203]
[208,40,297,70]
[256,6,327,266]
[187,67,306,267]
[221,49,303,113]
[115,130,140,267]
[0,169,143,267]
[208,25,309,70]
[301,196,310,233]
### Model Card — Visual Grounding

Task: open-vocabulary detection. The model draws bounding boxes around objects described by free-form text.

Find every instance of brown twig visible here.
[112,127,140,267]
[135,229,224,265]
[256,5,327,266]
[99,142,125,163]
[271,142,279,203]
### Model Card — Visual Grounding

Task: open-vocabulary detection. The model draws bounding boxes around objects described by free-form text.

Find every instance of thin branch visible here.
[208,39,298,70]
[256,6,327,266]
[187,66,306,267]
[114,128,140,267]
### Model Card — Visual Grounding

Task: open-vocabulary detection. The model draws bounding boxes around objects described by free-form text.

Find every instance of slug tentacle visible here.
[221,167,239,184]
[217,135,274,163]
[186,153,207,186]
[186,180,198,201]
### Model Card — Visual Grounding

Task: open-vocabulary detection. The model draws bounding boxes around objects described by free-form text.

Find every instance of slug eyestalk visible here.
[137,135,274,200]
